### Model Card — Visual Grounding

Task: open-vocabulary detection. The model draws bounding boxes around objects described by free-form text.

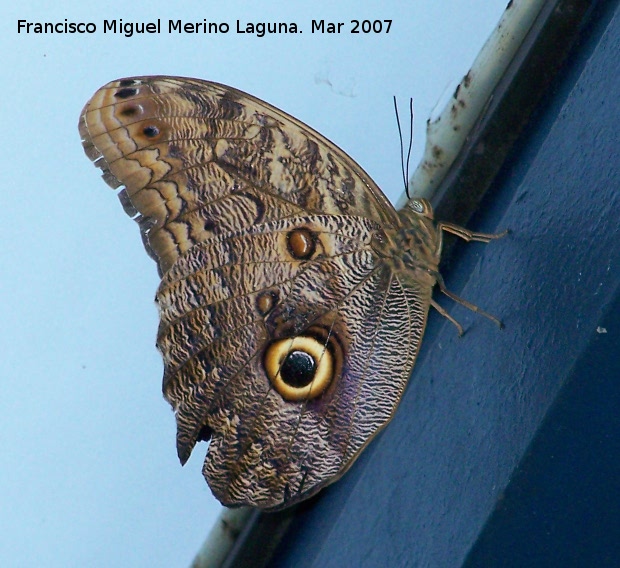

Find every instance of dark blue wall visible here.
[270,1,620,566]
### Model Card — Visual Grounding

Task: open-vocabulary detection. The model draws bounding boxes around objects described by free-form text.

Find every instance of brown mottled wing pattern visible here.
[79,76,399,275]
[79,76,434,510]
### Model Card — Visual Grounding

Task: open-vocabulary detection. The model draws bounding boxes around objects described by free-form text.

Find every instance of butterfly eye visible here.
[264,335,334,401]
[409,198,433,218]
[410,199,424,212]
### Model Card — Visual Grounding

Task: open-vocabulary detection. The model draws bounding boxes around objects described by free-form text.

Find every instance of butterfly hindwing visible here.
[154,214,430,508]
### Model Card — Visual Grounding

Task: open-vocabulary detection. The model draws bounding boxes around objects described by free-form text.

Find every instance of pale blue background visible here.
[1,1,505,566]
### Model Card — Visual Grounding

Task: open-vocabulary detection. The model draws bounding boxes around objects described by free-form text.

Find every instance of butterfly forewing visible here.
[79,76,400,275]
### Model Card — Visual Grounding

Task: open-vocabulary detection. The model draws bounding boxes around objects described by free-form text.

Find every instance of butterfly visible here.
[79,76,504,511]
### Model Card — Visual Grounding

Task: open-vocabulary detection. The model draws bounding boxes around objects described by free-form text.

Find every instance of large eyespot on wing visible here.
[79,76,401,275]
[263,332,338,402]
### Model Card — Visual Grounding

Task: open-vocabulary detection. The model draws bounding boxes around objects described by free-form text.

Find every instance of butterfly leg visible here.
[430,223,507,333]
[434,272,504,330]
[438,222,509,243]
[430,299,465,336]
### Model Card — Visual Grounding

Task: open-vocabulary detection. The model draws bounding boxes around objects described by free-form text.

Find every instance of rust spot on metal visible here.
[463,71,472,89]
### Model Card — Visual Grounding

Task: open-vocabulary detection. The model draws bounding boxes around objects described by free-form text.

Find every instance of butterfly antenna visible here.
[406,98,414,198]
[393,97,408,197]
[394,97,415,199]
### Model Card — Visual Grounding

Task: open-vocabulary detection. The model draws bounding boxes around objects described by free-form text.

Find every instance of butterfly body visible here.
[80,77,499,510]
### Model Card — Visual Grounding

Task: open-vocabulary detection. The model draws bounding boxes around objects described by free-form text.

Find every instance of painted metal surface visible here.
[402,0,546,205]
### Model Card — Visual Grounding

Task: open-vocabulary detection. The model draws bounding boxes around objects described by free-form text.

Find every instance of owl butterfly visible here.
[79,76,504,511]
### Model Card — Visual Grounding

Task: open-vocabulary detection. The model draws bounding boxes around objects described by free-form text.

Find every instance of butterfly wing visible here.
[156,214,431,509]
[79,76,400,275]
[80,76,433,509]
